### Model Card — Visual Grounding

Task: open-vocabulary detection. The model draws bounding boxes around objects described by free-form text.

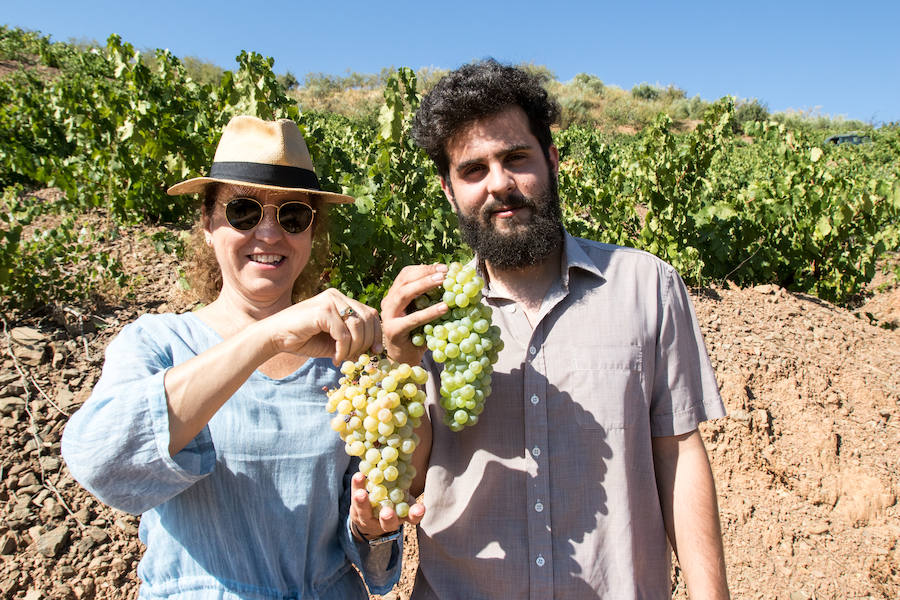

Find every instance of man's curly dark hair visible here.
[411,59,560,179]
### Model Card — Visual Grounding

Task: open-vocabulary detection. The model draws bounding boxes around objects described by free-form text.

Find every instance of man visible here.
[378,60,730,599]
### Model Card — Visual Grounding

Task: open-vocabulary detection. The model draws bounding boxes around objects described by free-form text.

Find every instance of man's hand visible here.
[349,472,425,541]
[380,264,449,365]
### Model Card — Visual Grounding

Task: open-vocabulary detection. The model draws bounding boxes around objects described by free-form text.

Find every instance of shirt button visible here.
[535,502,544,513]
[529,346,537,356]
[531,446,541,457]
[536,555,545,567]
[530,394,540,405]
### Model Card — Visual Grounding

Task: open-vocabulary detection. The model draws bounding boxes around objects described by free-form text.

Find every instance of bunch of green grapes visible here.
[325,353,427,518]
[411,262,504,431]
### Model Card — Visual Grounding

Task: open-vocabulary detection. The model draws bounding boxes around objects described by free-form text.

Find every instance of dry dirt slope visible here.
[0,224,897,599]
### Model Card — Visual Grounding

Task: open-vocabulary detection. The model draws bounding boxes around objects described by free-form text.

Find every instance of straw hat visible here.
[166,115,354,204]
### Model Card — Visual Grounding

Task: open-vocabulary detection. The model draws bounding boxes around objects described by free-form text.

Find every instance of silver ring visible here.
[339,307,356,321]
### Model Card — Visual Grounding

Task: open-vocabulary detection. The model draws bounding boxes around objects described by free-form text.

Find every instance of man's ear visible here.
[548,145,560,178]
[439,176,453,203]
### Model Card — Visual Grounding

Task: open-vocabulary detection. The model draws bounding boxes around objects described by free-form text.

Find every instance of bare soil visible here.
[1,216,897,599]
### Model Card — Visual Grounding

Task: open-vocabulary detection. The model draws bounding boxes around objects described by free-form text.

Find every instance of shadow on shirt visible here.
[419,367,616,597]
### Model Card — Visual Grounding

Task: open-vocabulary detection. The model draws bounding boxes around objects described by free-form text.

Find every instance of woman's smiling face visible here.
[204,183,315,308]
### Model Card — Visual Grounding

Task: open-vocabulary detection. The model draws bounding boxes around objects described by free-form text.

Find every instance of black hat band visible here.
[209,161,321,190]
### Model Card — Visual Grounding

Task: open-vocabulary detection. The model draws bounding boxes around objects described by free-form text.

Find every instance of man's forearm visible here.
[653,430,730,599]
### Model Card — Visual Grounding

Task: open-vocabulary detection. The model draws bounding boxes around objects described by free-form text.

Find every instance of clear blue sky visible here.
[5,0,899,124]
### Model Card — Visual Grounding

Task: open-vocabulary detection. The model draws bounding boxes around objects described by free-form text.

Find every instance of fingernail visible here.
[431,272,446,282]
[434,263,448,272]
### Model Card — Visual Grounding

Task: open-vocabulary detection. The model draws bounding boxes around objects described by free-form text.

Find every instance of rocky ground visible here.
[1,216,897,599]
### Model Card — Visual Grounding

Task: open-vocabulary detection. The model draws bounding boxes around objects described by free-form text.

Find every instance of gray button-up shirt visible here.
[414,233,725,599]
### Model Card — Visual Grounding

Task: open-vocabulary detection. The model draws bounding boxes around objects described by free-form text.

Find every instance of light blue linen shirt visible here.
[61,312,400,599]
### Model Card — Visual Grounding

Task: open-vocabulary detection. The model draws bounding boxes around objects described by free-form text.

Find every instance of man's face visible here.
[441,106,563,270]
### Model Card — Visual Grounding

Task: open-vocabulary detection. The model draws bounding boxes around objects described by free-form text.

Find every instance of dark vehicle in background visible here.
[824,132,872,145]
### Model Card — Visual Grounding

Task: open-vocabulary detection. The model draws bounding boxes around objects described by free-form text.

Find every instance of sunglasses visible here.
[221,197,316,234]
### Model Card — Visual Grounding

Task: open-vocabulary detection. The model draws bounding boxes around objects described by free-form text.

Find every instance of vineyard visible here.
[1,25,899,600]
[1,26,898,313]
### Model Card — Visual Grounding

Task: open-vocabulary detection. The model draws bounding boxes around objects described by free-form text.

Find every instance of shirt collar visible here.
[560,231,605,291]
[478,230,605,299]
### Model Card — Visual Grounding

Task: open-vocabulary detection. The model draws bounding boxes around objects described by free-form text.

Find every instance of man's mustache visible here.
[479,193,533,220]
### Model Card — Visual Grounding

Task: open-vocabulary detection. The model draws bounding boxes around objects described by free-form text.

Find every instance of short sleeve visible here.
[649,267,726,436]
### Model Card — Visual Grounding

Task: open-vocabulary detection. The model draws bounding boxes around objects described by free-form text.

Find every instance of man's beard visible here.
[453,175,564,270]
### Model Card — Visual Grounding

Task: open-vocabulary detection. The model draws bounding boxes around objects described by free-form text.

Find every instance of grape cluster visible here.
[325,354,426,518]
[411,262,504,431]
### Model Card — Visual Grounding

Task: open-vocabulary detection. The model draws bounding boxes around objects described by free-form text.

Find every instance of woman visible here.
[62,115,421,599]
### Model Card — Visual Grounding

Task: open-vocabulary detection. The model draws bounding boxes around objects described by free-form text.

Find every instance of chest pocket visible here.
[557,344,644,430]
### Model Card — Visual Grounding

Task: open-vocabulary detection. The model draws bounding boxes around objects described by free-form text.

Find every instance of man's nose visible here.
[485,164,515,198]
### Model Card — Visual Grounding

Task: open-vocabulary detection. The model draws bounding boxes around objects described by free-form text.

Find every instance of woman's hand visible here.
[348,472,425,541]
[380,264,449,365]
[266,288,383,365]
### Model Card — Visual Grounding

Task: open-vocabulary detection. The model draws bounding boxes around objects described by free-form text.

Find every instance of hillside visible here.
[1,25,872,140]
[0,213,897,599]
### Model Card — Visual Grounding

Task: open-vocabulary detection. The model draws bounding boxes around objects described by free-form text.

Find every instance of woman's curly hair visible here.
[411,59,560,179]
[183,184,331,305]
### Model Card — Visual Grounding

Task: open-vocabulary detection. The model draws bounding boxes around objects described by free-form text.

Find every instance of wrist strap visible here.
[352,521,400,546]
[365,528,401,547]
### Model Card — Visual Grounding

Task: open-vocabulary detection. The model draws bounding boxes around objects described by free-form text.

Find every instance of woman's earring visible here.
[204,233,213,247]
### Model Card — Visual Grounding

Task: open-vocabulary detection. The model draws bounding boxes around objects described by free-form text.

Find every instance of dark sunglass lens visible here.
[278,203,314,233]
[225,198,262,230]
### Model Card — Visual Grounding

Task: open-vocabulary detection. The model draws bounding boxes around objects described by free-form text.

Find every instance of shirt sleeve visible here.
[61,319,216,514]
[649,266,726,437]
[337,457,403,595]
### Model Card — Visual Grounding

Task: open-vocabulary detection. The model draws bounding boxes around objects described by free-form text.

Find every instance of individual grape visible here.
[368,467,384,485]
[369,485,388,503]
